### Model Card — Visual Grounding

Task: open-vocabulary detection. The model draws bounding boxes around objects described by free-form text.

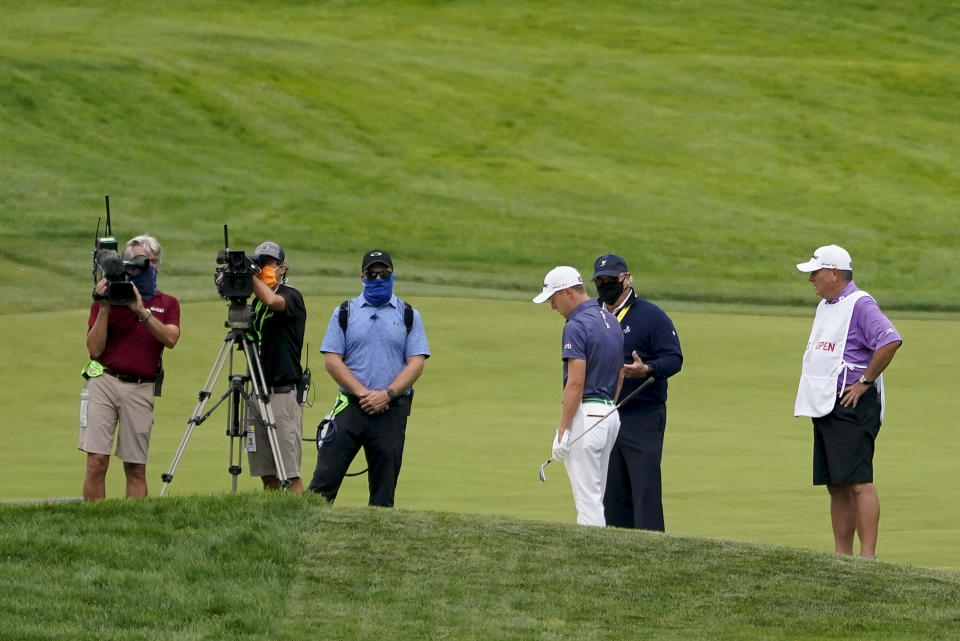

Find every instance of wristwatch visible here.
[386,387,397,400]
[859,375,874,385]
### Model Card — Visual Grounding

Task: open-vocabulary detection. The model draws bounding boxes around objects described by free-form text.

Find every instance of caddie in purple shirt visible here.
[794,244,902,559]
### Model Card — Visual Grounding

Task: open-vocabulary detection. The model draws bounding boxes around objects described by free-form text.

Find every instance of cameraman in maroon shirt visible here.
[82,235,180,500]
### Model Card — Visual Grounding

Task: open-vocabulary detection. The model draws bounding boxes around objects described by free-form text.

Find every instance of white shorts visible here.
[563,401,621,527]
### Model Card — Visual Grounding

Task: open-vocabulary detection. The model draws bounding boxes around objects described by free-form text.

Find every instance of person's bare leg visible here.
[827,484,856,555]
[261,476,303,493]
[123,462,148,498]
[83,453,110,501]
[852,482,879,558]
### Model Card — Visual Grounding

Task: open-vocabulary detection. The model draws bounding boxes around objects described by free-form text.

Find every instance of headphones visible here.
[311,416,339,451]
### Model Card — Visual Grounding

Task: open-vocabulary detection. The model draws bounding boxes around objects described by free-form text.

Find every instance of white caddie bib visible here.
[794,291,869,418]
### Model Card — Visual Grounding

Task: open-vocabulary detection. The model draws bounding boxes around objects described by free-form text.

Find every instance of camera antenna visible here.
[92,194,119,286]
[104,194,112,236]
[93,194,111,245]
[223,224,230,252]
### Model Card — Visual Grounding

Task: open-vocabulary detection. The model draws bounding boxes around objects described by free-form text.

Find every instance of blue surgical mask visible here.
[362,273,394,307]
[131,266,158,300]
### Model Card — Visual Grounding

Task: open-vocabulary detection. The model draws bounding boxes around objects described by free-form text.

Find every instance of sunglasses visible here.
[364,268,392,280]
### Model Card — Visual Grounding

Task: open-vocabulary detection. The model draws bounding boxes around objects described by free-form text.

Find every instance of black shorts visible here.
[812,386,881,486]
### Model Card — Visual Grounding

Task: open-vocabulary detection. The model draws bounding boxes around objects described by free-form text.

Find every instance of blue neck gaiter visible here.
[131,267,158,301]
[362,274,394,307]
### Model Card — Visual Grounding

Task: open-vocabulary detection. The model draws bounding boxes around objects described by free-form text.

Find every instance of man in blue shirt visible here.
[592,254,683,531]
[534,266,624,526]
[307,250,430,507]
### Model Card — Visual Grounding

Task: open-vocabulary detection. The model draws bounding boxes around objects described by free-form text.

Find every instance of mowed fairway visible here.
[2,295,958,570]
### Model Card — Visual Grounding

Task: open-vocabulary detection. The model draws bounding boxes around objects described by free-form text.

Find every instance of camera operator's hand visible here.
[252,268,287,312]
[128,283,147,318]
[92,278,110,307]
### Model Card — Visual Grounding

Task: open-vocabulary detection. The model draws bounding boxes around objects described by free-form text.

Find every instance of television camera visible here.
[214,225,260,329]
[161,224,290,495]
[91,195,148,306]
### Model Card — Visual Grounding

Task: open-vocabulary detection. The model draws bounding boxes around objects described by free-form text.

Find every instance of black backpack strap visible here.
[341,298,413,335]
[403,301,414,335]
[338,300,349,333]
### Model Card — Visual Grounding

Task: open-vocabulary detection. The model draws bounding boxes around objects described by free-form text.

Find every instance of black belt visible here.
[271,384,296,393]
[103,368,156,384]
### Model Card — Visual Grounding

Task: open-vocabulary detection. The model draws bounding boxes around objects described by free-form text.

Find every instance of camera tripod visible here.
[160,306,290,495]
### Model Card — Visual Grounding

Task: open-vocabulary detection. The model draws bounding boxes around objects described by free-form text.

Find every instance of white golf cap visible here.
[533,266,583,304]
[796,244,852,272]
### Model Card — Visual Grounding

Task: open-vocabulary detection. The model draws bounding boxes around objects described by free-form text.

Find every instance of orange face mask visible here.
[257,265,279,289]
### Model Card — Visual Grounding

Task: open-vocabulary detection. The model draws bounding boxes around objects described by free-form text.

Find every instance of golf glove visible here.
[552,429,571,460]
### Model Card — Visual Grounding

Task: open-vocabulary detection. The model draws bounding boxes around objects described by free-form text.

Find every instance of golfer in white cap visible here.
[534,266,624,526]
[794,244,902,558]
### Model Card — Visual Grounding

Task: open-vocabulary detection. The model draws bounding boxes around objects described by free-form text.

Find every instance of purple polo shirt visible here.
[827,281,902,389]
[561,299,624,400]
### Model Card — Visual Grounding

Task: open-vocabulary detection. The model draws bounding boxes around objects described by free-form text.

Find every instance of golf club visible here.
[538,377,656,482]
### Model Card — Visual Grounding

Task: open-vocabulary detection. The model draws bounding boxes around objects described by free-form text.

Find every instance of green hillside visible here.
[2,494,959,641]
[2,0,959,313]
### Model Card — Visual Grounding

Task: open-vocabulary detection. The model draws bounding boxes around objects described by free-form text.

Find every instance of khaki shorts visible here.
[78,374,155,464]
[246,390,303,479]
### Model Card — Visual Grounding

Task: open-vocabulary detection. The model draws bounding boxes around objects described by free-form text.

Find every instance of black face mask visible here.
[596,280,624,305]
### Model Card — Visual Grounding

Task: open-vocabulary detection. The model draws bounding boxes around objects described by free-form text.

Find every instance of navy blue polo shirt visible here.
[606,290,683,407]
[561,299,624,400]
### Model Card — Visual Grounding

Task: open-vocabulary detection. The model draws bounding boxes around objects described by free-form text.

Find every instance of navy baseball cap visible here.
[254,241,285,264]
[362,249,393,271]
[592,254,629,279]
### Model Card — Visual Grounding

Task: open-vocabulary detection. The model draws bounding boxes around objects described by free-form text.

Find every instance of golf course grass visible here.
[3,494,960,641]
[2,297,957,571]
[1,0,959,637]
[2,0,958,313]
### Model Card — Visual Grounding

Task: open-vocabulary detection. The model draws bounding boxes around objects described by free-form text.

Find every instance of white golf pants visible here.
[563,401,621,527]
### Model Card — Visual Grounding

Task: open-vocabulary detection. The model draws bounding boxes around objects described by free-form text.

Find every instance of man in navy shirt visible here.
[534,266,624,526]
[308,250,429,507]
[592,254,683,531]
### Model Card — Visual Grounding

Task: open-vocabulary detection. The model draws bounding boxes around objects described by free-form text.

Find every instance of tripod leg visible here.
[159,336,233,496]
[240,337,291,488]
[228,423,245,494]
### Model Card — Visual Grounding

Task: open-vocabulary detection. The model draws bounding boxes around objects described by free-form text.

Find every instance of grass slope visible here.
[1,0,959,312]
[1,494,959,641]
